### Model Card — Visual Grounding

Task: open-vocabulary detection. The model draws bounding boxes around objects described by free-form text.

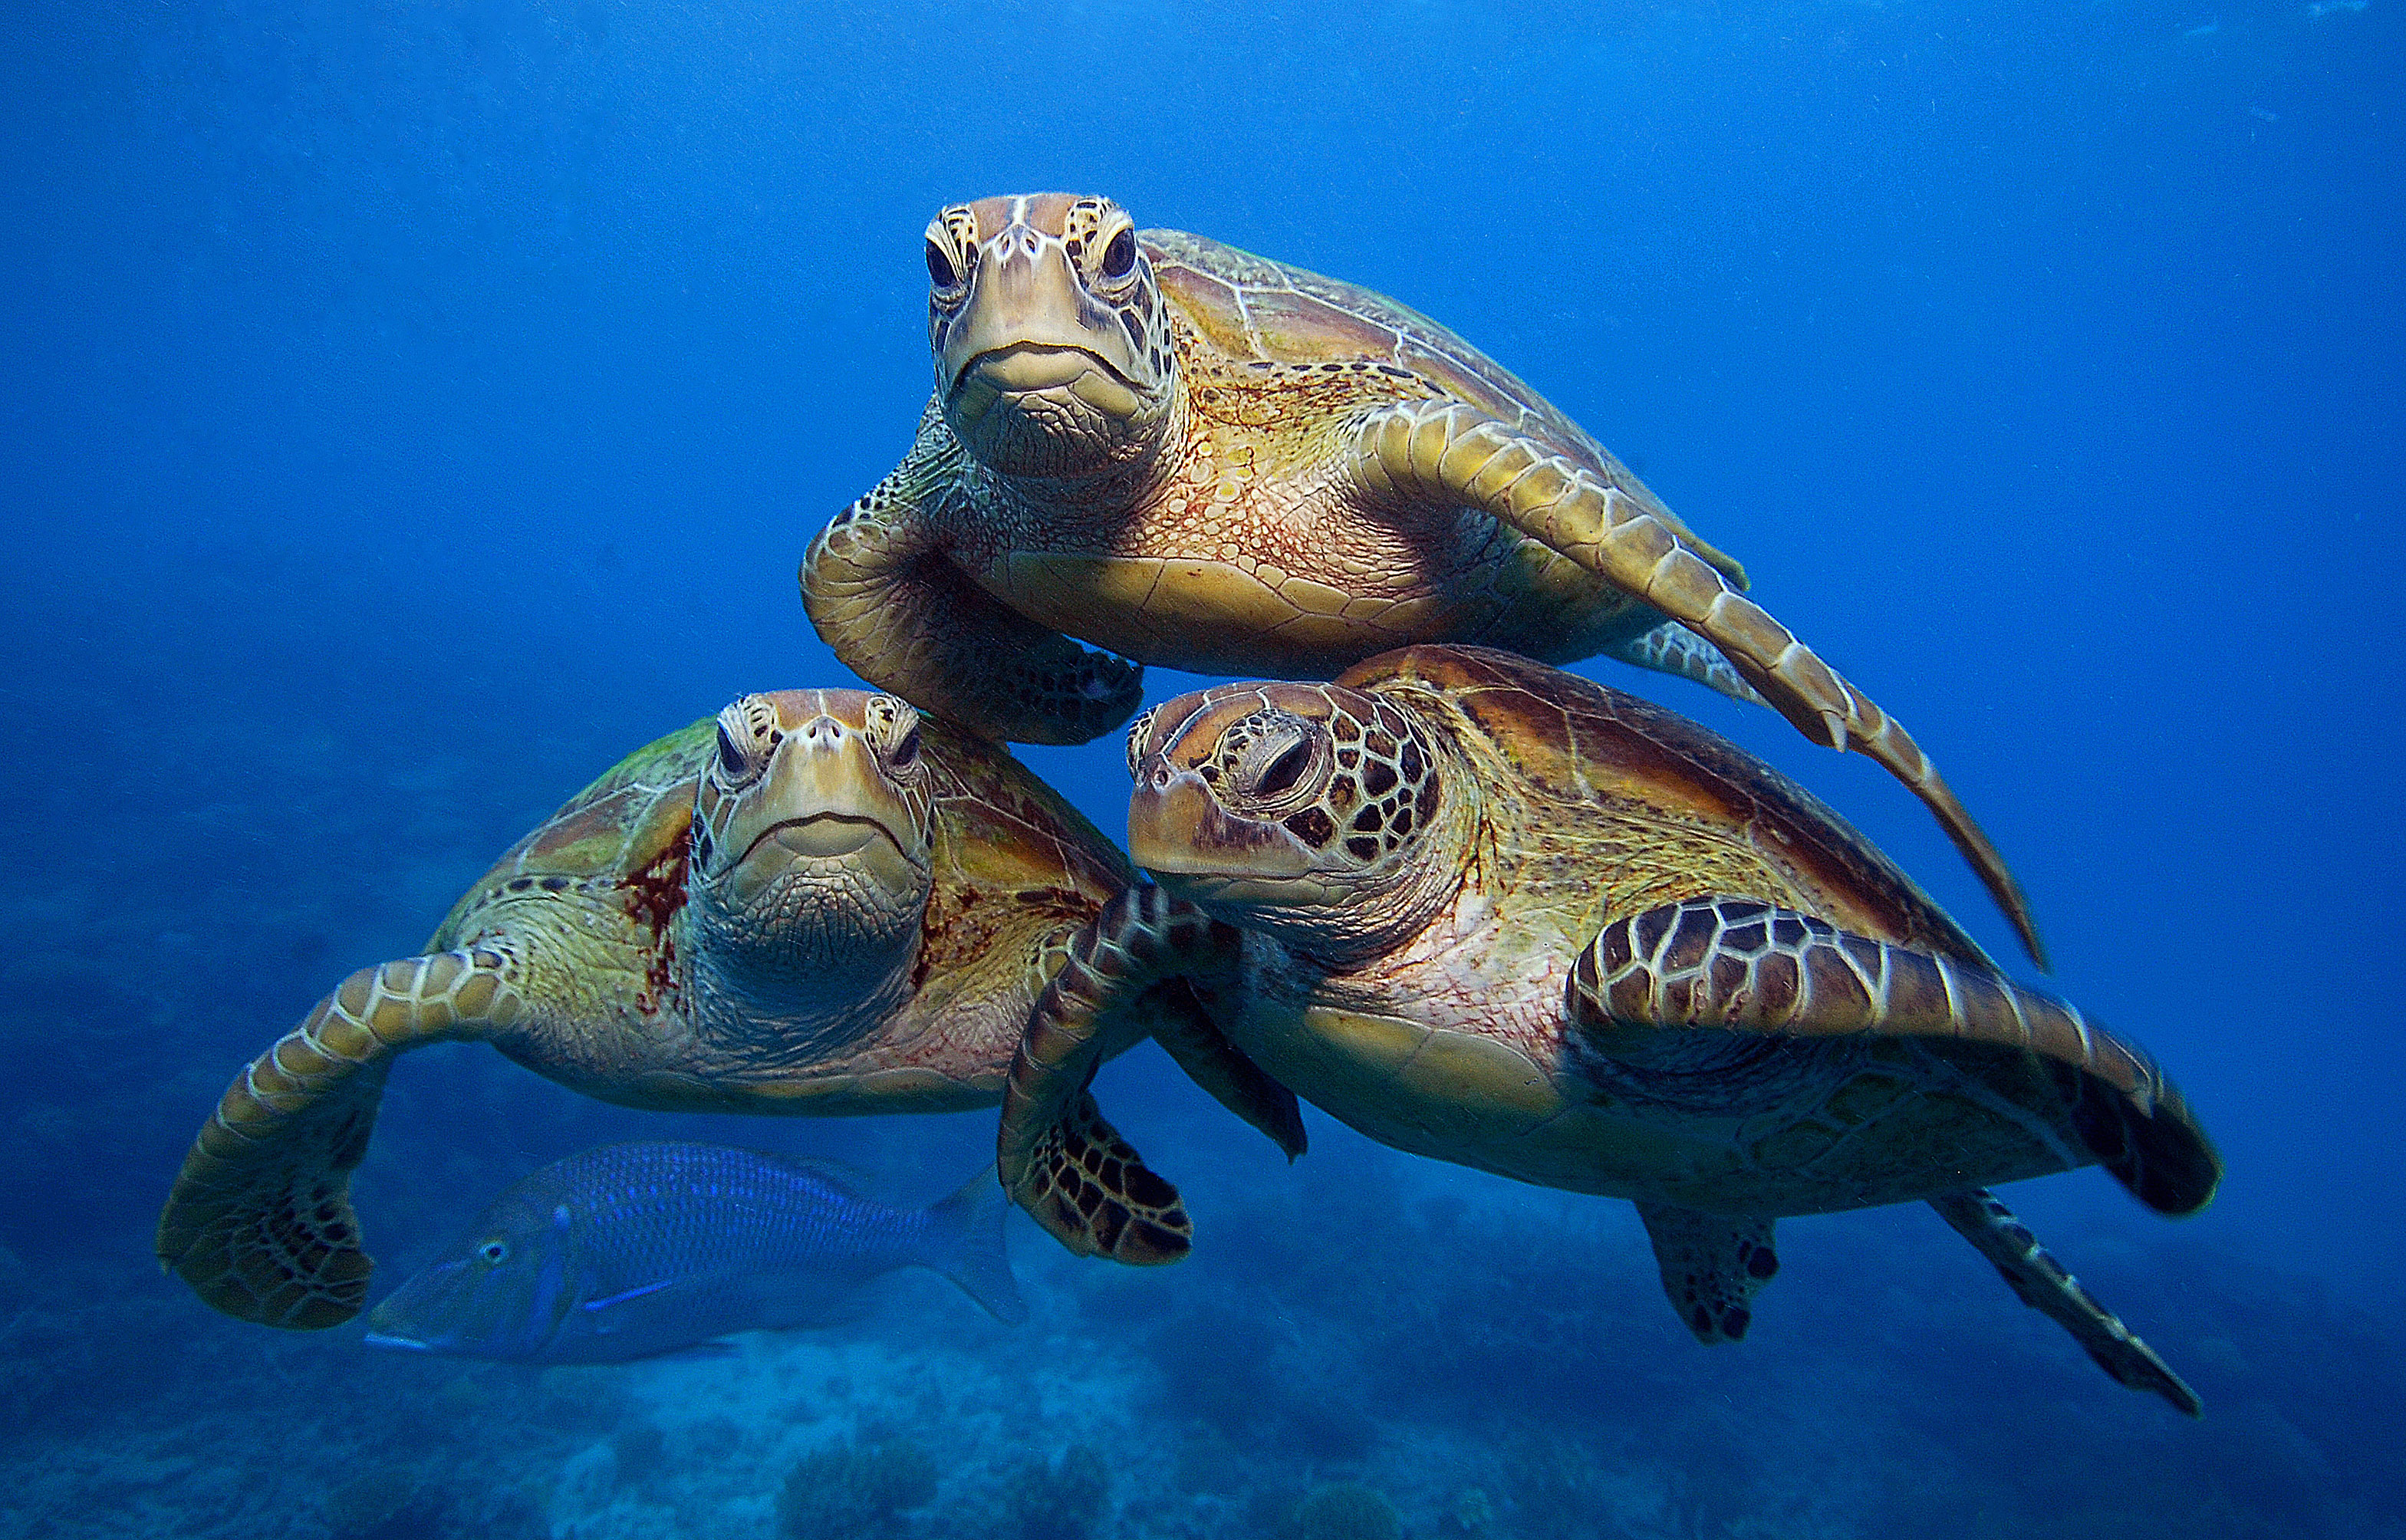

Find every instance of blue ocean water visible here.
[3,0,2400,1534]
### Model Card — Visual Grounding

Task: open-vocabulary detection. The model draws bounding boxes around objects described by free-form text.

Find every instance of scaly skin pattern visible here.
[1006,646,2216,1410]
[157,695,1131,1330]
[1125,647,2210,1217]
[806,194,2042,966]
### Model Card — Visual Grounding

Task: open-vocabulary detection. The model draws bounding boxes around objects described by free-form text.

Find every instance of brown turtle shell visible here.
[1335,643,1993,970]
[1143,230,1743,581]
[430,716,1131,965]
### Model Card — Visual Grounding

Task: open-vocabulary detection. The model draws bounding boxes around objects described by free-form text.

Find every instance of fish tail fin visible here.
[922,1165,1028,1325]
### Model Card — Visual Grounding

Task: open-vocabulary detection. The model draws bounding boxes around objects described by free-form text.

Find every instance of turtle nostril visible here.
[1151,765,1170,790]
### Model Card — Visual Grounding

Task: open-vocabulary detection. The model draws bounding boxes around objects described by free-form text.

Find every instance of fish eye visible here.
[1101,229,1137,282]
[925,238,959,292]
[479,1240,509,1265]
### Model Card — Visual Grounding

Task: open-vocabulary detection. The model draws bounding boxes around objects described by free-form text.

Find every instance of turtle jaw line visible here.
[946,346,1148,446]
[736,812,908,867]
[1148,867,1346,915]
[952,343,1138,398]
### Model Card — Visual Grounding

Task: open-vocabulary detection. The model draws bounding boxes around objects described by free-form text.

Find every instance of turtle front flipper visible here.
[1344,400,2045,969]
[1637,1201,1781,1345]
[1930,1188,2202,1417]
[155,950,523,1329]
[999,887,1244,1262]
[803,443,1143,746]
[1568,898,2221,1217]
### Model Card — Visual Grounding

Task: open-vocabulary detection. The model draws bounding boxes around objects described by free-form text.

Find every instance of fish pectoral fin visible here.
[578,1277,681,1313]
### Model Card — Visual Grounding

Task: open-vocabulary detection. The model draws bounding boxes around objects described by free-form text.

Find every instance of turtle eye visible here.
[890,726,921,768]
[926,238,960,292]
[1251,739,1313,801]
[1101,229,1137,282]
[715,706,772,788]
[1122,706,1160,780]
[478,1240,509,1265]
[1219,710,1326,811]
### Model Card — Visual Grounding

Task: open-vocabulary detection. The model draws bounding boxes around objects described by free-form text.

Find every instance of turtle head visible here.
[1124,682,1472,962]
[688,690,936,998]
[926,192,1177,479]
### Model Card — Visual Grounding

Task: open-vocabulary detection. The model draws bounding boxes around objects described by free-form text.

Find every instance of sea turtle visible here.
[996,647,2219,1413]
[156,689,1302,1331]
[802,192,2044,966]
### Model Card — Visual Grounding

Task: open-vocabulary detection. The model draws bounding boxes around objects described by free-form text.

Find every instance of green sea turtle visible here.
[156,689,1302,1331]
[803,192,2044,966]
[996,647,2219,1413]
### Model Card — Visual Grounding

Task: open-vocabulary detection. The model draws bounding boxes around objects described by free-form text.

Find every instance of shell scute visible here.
[1146,229,1596,455]
[923,716,1132,903]
[428,720,714,947]
[1341,646,1983,963]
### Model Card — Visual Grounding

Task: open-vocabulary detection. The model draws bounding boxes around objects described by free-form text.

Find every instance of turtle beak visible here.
[940,237,1143,426]
[721,714,925,907]
[1129,761,1318,892]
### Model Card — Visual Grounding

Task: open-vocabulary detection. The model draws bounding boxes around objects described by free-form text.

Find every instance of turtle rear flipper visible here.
[802,429,1142,747]
[155,951,521,1329]
[1637,1202,1780,1345]
[1570,898,2220,1217]
[1345,401,2044,969]
[1601,620,1766,708]
[1930,1188,2202,1417]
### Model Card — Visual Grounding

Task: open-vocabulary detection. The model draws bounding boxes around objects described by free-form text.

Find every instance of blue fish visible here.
[361,1143,1025,1363]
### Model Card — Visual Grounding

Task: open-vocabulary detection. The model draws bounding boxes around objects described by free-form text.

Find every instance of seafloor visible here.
[8,1150,2402,1539]
[3,694,2402,1540]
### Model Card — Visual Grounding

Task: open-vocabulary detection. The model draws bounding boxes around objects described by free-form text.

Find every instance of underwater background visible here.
[4,0,2401,1535]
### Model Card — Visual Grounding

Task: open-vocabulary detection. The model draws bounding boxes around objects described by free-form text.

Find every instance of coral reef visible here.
[1295,1482,1403,1540]
[993,1443,1113,1540]
[321,1467,425,1539]
[778,1436,939,1540]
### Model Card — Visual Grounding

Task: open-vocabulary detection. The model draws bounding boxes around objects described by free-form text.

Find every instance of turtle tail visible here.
[155,950,521,1329]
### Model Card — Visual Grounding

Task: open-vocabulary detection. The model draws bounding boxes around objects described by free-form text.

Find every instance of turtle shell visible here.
[912,716,1136,987]
[1144,229,1599,453]
[1143,229,1739,581]
[1334,644,1993,969]
[428,719,716,951]
[427,714,1131,966]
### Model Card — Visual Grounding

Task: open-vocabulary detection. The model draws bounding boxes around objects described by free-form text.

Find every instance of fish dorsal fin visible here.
[742,1150,878,1199]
